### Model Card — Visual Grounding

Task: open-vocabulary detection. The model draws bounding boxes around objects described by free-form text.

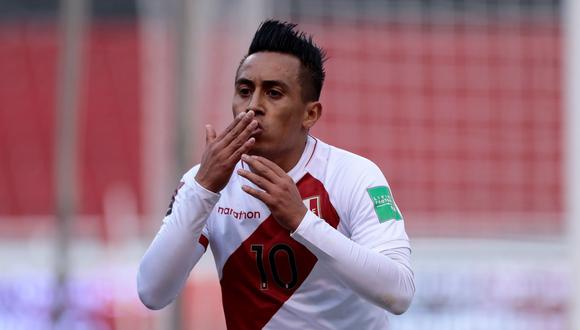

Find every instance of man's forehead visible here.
[237,52,302,82]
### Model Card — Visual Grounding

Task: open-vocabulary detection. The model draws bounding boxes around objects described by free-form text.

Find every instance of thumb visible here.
[205,124,217,144]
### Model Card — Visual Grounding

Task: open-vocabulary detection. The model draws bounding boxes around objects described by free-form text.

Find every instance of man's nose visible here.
[246,93,265,115]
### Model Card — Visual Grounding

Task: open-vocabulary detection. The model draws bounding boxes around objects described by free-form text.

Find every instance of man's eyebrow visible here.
[262,80,289,90]
[235,78,254,86]
[235,78,290,90]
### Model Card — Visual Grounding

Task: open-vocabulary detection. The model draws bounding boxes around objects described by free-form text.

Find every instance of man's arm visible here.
[137,111,260,310]
[238,155,415,314]
[290,212,414,314]
[137,178,218,310]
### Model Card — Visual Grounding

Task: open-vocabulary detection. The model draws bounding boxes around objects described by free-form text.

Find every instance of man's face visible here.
[233,52,312,161]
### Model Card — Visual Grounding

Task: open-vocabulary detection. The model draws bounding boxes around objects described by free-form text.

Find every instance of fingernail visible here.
[241,154,248,160]
[237,112,245,119]
[247,110,254,116]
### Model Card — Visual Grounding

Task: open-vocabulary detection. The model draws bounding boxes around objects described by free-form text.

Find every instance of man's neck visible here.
[267,137,308,173]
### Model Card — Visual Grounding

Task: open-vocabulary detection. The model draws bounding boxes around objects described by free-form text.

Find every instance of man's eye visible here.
[267,90,282,98]
[239,88,251,97]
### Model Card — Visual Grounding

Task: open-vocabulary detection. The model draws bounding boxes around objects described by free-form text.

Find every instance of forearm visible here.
[137,180,219,310]
[291,212,415,315]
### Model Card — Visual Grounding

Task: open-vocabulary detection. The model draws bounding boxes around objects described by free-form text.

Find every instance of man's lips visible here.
[250,124,264,138]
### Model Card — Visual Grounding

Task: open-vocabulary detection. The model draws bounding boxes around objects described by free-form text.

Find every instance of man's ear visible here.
[303,101,322,130]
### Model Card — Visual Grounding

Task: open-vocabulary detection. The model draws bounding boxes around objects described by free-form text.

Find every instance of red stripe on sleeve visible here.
[198,234,209,250]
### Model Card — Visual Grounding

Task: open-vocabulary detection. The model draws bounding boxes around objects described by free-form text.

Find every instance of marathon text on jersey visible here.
[217,206,261,220]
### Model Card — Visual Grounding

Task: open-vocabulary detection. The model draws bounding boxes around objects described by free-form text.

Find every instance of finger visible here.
[218,111,255,145]
[216,111,245,140]
[227,137,255,163]
[241,154,278,182]
[205,124,217,145]
[251,155,287,177]
[241,185,271,204]
[237,168,273,191]
[221,110,255,145]
[224,119,259,153]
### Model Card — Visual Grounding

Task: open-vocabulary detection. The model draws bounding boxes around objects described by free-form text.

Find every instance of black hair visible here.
[240,19,327,102]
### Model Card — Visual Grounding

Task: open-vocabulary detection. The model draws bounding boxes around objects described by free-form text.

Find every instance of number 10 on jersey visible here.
[251,244,298,290]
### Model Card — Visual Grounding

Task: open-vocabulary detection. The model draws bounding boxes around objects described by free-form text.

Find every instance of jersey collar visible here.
[238,135,318,183]
[287,135,318,183]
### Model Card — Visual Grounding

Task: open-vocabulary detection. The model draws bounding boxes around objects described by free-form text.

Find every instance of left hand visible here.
[237,154,307,231]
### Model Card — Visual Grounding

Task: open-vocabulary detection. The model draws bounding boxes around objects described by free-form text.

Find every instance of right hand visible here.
[195,111,259,193]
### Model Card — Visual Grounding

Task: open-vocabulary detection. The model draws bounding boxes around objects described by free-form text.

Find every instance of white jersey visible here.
[138,135,413,330]
[183,136,409,329]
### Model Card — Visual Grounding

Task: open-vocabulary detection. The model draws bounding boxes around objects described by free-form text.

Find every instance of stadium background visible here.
[0,0,577,329]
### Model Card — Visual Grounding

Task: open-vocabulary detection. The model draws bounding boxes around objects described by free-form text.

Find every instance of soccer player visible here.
[138,20,415,329]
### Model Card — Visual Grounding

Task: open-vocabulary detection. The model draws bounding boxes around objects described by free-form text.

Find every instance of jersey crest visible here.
[302,196,321,217]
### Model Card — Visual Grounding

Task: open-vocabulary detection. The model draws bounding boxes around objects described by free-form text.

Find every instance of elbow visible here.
[137,272,171,310]
[385,292,413,315]
[138,289,167,311]
[387,265,416,315]
[379,275,415,315]
[377,289,413,315]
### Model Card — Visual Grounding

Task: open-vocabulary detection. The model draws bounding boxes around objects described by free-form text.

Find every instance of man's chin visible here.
[245,143,269,158]
[246,148,263,157]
